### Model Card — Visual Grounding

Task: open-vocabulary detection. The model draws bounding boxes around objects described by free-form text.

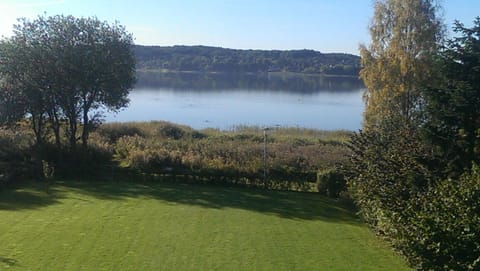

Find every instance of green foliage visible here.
[393,166,480,271]
[156,122,186,140]
[350,140,480,271]
[347,122,480,270]
[135,45,361,76]
[0,121,350,191]
[0,14,136,148]
[0,31,51,144]
[0,78,26,126]
[113,135,181,171]
[352,10,480,270]
[347,121,433,235]
[360,0,443,128]
[0,129,33,162]
[316,167,346,198]
[422,17,480,177]
[89,122,351,191]
[0,129,39,187]
[96,123,145,142]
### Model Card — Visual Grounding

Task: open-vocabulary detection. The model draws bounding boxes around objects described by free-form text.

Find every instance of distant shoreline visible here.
[136,69,360,79]
[134,45,361,77]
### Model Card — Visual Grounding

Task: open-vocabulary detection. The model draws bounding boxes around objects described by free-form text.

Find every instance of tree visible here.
[0,15,136,149]
[0,76,26,126]
[349,1,446,267]
[359,0,443,128]
[350,13,480,270]
[423,17,480,176]
[45,15,136,149]
[398,165,480,271]
[0,31,50,145]
[348,120,433,236]
[351,0,445,229]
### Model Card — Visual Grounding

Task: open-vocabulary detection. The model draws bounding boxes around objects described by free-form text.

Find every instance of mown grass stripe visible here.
[0,181,409,270]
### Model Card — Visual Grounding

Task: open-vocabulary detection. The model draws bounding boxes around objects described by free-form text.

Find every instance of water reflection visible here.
[106,71,365,130]
[136,71,364,93]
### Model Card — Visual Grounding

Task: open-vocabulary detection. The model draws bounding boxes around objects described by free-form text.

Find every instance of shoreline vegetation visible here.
[136,69,361,78]
[0,121,351,196]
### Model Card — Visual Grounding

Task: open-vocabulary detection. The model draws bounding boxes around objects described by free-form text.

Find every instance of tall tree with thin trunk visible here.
[349,0,445,264]
[359,0,444,129]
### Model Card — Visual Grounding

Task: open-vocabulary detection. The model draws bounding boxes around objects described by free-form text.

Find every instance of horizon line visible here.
[133,43,360,56]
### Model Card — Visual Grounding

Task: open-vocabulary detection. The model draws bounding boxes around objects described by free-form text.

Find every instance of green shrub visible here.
[113,135,183,172]
[347,124,433,235]
[395,165,480,271]
[232,133,263,142]
[97,123,145,142]
[157,123,185,140]
[316,168,346,197]
[348,122,480,270]
[191,131,207,139]
[114,135,147,166]
[0,130,37,185]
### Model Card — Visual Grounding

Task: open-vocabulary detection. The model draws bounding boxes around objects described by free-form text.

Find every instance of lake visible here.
[105,71,365,130]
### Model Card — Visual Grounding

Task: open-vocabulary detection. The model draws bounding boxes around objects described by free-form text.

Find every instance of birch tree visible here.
[360,0,443,129]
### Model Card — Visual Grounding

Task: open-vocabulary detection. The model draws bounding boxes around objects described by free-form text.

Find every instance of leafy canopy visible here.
[359,0,443,128]
[0,14,136,148]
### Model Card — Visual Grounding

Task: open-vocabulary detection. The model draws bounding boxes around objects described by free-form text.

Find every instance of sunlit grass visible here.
[99,121,352,143]
[0,180,409,270]
[202,124,352,143]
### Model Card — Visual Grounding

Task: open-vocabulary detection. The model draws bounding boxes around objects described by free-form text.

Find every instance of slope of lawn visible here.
[0,180,409,271]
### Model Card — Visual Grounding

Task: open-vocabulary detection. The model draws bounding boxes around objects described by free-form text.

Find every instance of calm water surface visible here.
[105,72,365,130]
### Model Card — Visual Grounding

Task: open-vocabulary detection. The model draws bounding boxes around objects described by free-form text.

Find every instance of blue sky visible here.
[0,0,478,55]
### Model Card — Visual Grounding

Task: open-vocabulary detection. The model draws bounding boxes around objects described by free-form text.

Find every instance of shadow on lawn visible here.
[61,180,362,224]
[0,184,61,211]
[0,180,361,224]
[0,256,17,267]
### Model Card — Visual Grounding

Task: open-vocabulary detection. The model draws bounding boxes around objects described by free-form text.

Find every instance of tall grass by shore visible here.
[0,121,351,193]
[97,122,350,190]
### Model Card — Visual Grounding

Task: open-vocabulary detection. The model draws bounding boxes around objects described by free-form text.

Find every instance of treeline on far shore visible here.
[134,45,361,76]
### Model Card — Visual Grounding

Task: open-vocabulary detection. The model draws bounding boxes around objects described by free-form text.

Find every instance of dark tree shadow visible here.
[0,183,61,211]
[0,179,361,225]
[0,256,17,267]
[59,179,362,225]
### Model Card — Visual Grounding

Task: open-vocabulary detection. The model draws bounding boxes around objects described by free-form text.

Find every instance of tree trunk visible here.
[81,92,96,150]
[47,109,61,149]
[31,112,44,146]
[68,117,77,151]
[82,106,89,149]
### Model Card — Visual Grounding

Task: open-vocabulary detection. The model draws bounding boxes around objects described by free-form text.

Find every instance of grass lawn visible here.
[0,180,409,270]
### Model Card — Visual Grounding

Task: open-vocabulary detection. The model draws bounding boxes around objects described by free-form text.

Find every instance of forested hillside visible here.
[134,45,361,76]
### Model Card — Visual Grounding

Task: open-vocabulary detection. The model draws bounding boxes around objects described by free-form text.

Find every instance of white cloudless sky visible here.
[0,0,478,55]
